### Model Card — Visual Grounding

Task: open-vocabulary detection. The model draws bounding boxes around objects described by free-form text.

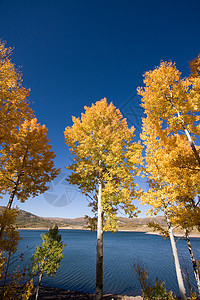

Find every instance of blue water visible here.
[15,230,200,297]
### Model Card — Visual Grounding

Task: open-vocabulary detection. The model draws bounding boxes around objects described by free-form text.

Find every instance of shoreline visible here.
[17,227,200,238]
[18,227,89,231]
[29,285,143,300]
[145,231,200,238]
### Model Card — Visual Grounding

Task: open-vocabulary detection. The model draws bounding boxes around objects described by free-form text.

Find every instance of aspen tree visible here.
[138,58,200,166]
[138,57,200,298]
[0,41,60,221]
[170,205,200,294]
[64,98,142,299]
[140,119,187,300]
[0,118,60,209]
[166,141,200,295]
[0,41,33,144]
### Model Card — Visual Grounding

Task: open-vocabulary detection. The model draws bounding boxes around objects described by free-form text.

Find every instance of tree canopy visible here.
[0,41,33,144]
[64,98,142,231]
[0,118,60,208]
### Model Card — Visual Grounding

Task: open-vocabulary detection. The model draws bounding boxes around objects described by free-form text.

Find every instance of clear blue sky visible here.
[0,0,200,218]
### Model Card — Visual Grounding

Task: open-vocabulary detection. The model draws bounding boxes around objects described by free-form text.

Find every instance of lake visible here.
[16,230,200,297]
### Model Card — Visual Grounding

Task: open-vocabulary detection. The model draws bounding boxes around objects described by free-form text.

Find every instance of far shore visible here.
[18,227,88,230]
[146,231,200,238]
[18,227,200,238]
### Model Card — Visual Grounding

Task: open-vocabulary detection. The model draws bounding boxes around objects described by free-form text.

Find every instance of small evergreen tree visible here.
[31,226,66,300]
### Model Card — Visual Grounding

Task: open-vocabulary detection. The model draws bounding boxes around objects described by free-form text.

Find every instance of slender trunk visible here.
[165,213,187,300]
[168,97,200,167]
[7,150,27,209]
[96,180,103,300]
[35,273,43,300]
[7,175,21,209]
[178,113,200,167]
[185,228,200,294]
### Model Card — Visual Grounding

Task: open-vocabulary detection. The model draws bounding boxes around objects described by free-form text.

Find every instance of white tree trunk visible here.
[183,126,200,167]
[185,229,200,295]
[169,100,200,167]
[35,273,43,300]
[96,180,103,300]
[165,214,187,300]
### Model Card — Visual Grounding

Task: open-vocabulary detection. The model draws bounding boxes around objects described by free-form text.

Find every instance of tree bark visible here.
[168,96,200,167]
[7,150,27,209]
[35,273,43,300]
[182,126,200,167]
[185,228,200,295]
[165,214,187,300]
[96,180,103,300]
[7,174,21,209]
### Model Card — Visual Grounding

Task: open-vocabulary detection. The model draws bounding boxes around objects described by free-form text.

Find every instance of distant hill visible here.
[0,206,55,229]
[0,206,167,231]
[116,215,167,231]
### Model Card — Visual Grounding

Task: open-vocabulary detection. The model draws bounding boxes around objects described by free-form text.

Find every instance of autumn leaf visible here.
[64,98,142,230]
[0,118,60,207]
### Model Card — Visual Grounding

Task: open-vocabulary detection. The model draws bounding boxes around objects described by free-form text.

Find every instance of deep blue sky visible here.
[0,0,200,218]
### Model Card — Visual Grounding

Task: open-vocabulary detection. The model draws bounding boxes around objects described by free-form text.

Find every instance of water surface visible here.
[16,230,200,297]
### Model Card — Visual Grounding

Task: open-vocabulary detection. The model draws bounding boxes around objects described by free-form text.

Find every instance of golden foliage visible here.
[0,208,21,254]
[0,40,60,207]
[22,279,34,300]
[139,55,200,232]
[0,40,33,144]
[189,53,200,78]
[138,60,200,137]
[64,98,143,230]
[0,118,60,204]
[140,117,200,219]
